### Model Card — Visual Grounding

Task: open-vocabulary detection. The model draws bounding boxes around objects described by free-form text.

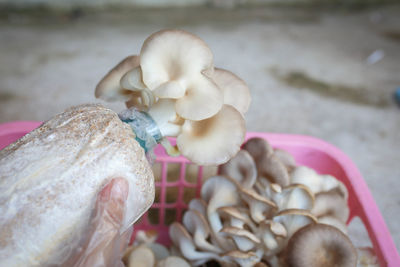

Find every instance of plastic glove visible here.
[61,178,132,267]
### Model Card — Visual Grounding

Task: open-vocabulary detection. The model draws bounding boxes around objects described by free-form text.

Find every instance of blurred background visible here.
[0,0,399,252]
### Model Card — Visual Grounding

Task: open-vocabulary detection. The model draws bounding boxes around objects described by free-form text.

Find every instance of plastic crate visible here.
[0,121,399,267]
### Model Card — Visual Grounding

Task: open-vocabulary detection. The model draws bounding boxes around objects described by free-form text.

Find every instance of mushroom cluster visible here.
[169,137,358,266]
[123,230,191,267]
[95,29,250,165]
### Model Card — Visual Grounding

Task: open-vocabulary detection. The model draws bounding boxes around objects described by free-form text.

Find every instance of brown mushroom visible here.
[243,138,290,186]
[283,223,357,267]
[219,149,257,188]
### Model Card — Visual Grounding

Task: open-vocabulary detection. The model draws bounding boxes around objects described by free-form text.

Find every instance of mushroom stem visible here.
[118,99,182,153]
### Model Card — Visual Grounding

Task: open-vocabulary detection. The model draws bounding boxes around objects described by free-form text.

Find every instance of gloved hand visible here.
[61,178,132,267]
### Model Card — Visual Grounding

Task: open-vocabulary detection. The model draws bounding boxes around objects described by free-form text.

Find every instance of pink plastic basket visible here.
[0,121,399,267]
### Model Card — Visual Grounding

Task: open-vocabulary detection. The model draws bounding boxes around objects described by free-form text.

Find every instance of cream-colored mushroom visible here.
[283,223,357,267]
[240,187,277,223]
[183,210,222,253]
[95,55,140,101]
[157,256,191,267]
[219,150,257,188]
[139,29,223,121]
[133,229,158,245]
[127,245,156,267]
[146,99,182,137]
[120,65,146,91]
[220,226,261,251]
[212,68,251,115]
[201,176,239,250]
[177,105,245,165]
[169,222,218,262]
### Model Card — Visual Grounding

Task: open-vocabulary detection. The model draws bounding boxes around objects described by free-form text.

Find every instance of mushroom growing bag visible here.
[0,104,155,266]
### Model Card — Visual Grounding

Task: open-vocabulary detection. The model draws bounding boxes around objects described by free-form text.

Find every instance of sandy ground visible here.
[0,5,399,253]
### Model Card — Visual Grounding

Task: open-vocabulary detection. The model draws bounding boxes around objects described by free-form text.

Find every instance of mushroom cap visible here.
[290,166,348,200]
[273,184,315,211]
[220,226,260,252]
[317,216,348,235]
[140,29,214,91]
[311,191,349,223]
[183,210,222,253]
[127,245,156,267]
[219,149,257,188]
[149,243,170,261]
[95,55,140,101]
[220,226,261,243]
[213,68,251,115]
[240,188,277,223]
[120,66,146,91]
[283,223,357,267]
[273,209,318,238]
[174,76,223,121]
[169,222,218,261]
[242,138,273,163]
[188,198,208,218]
[241,188,277,208]
[177,105,245,165]
[218,206,251,224]
[200,176,239,250]
[273,149,297,171]
[140,29,223,121]
[243,138,290,186]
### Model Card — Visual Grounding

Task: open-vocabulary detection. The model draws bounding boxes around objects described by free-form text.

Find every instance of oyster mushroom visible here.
[311,191,349,223]
[273,149,297,172]
[318,216,348,234]
[243,138,290,186]
[272,184,315,211]
[273,209,318,238]
[169,222,218,262]
[257,220,286,255]
[283,223,357,267]
[127,245,156,267]
[291,166,348,200]
[177,105,245,165]
[188,198,208,218]
[95,55,140,102]
[218,206,256,231]
[139,29,223,121]
[212,68,251,115]
[201,176,240,250]
[219,149,257,188]
[183,210,222,253]
[220,226,261,251]
[240,187,277,223]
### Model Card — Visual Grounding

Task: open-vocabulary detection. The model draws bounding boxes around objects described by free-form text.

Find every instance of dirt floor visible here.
[0,4,399,253]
